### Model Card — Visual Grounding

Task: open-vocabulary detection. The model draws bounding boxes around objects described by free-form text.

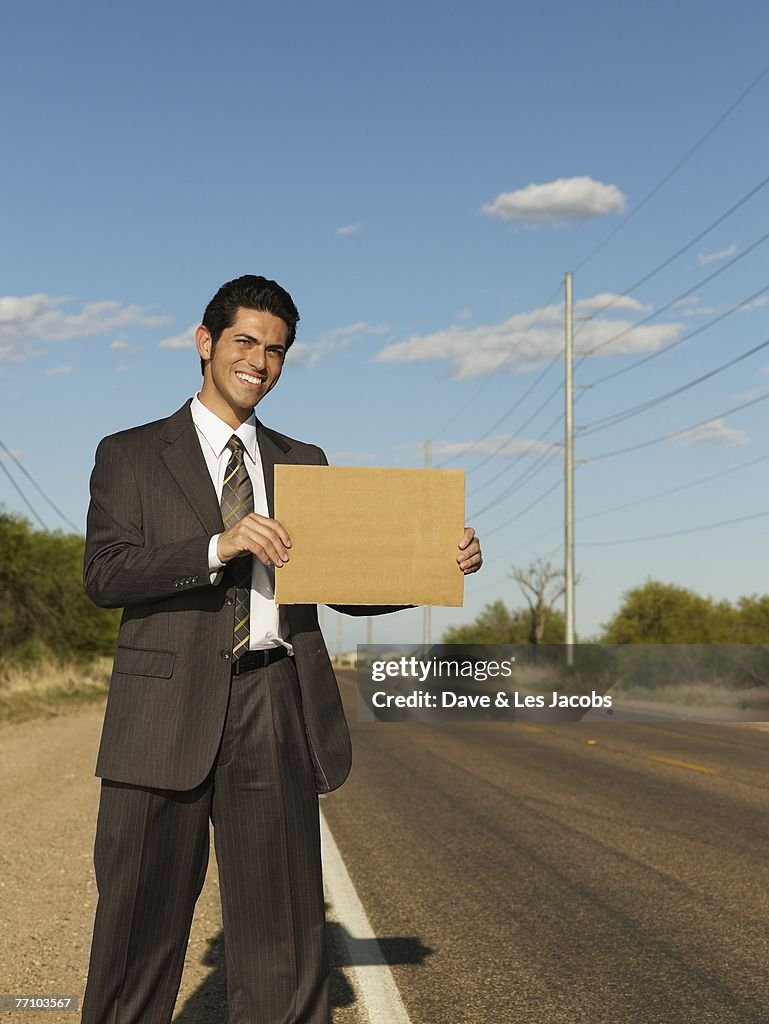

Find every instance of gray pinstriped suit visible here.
[81,400,375,1023]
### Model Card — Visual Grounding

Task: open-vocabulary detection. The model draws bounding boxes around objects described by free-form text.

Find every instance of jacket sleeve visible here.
[83,435,212,609]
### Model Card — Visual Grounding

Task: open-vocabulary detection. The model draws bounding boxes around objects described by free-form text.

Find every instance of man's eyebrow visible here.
[234,332,286,349]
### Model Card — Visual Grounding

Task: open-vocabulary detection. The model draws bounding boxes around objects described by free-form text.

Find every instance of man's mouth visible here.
[235,371,265,387]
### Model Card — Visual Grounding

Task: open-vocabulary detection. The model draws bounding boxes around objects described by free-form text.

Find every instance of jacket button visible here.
[226,596,234,606]
[221,650,231,661]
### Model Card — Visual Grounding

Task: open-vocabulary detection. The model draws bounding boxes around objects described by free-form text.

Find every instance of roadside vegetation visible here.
[3,509,769,720]
[0,513,120,721]
[444,580,769,708]
[444,580,769,647]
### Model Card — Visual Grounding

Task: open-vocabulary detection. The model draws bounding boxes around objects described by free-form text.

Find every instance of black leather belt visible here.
[232,647,289,675]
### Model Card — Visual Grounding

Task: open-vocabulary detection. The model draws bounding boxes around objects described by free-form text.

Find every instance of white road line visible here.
[320,809,414,1024]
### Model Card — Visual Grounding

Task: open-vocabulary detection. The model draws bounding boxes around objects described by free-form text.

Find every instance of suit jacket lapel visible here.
[256,420,294,519]
[160,402,224,535]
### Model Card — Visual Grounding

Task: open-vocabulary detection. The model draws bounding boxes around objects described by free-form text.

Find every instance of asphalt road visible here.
[3,674,769,1023]
[322,669,769,1024]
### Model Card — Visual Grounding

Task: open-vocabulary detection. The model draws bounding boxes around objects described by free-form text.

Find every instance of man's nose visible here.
[247,346,267,371]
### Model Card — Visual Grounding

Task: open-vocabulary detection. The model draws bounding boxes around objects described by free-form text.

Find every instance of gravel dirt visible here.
[0,701,366,1024]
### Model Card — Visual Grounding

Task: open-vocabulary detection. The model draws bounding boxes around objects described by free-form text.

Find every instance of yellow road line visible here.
[649,755,717,775]
[514,723,548,733]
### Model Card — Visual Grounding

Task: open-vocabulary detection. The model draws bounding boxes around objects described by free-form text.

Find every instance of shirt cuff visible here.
[208,534,225,584]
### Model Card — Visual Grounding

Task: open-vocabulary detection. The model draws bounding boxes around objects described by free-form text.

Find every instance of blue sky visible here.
[2,0,769,648]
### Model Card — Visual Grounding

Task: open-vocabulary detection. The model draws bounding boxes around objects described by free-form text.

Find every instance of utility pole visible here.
[564,272,575,667]
[423,439,432,648]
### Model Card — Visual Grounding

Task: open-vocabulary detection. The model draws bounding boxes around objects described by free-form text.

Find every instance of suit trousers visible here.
[81,655,329,1024]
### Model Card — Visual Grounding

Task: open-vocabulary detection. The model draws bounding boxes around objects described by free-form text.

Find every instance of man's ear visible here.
[195,324,213,364]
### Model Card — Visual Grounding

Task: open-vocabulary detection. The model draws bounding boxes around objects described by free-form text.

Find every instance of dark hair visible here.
[199,274,300,373]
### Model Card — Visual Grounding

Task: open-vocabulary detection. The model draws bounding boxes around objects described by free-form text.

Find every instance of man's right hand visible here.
[217,514,292,568]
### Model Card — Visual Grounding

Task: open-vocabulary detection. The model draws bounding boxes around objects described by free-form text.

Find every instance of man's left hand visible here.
[457,527,483,575]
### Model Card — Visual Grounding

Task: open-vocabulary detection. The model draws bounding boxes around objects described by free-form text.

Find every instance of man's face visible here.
[196,307,288,426]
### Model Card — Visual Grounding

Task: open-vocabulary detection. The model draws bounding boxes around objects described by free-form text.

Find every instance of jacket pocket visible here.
[113,645,176,678]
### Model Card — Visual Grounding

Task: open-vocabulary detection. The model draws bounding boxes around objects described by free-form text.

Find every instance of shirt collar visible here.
[190,394,259,463]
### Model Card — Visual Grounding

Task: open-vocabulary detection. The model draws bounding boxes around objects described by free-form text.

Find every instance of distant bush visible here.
[602,580,769,644]
[0,513,120,665]
[443,600,566,644]
[442,583,769,649]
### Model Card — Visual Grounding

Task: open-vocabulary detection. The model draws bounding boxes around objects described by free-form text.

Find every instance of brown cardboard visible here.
[274,465,465,606]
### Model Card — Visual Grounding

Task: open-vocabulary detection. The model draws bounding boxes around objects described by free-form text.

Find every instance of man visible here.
[81,274,482,1024]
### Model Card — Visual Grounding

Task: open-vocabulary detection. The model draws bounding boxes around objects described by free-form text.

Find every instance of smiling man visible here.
[81,275,482,1024]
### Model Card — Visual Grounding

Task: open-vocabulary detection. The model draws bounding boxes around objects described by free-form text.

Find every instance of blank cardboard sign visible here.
[274,465,465,606]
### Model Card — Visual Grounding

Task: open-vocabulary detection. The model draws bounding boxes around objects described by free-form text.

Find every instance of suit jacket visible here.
[84,400,355,794]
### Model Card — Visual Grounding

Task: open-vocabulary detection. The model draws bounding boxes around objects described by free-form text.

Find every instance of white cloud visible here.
[481,176,625,226]
[45,366,73,376]
[158,324,197,350]
[432,435,559,459]
[738,295,769,314]
[289,321,389,368]
[0,293,170,364]
[575,293,651,314]
[336,222,361,235]
[697,243,738,266]
[731,387,763,402]
[683,304,719,317]
[375,294,683,379]
[674,418,748,447]
[0,341,40,363]
[455,307,473,321]
[110,339,139,353]
[676,293,768,318]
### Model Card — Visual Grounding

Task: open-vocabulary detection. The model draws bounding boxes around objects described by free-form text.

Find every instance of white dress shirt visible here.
[190,394,291,653]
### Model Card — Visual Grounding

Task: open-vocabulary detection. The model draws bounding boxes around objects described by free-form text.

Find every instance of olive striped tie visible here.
[221,435,254,658]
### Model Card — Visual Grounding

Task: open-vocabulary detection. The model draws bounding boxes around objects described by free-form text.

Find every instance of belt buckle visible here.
[232,649,270,675]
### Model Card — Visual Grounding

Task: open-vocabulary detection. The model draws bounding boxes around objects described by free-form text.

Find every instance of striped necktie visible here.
[220,435,254,658]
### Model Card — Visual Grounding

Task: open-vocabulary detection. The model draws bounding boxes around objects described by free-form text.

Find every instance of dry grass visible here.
[611,679,769,710]
[0,657,111,723]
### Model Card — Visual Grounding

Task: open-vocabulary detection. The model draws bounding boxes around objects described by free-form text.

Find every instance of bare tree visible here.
[511,557,569,646]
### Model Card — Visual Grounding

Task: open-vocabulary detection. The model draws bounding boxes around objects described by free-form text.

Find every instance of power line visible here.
[437,354,562,469]
[435,190,769,475]
[0,438,81,533]
[432,281,564,443]
[581,508,769,547]
[585,391,769,463]
[481,478,563,540]
[574,170,769,331]
[578,335,769,438]
[574,57,769,272]
[464,379,563,487]
[462,331,769,528]
[578,226,769,360]
[469,447,562,520]
[516,450,769,549]
[431,59,769,460]
[584,281,769,388]
[0,458,48,530]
